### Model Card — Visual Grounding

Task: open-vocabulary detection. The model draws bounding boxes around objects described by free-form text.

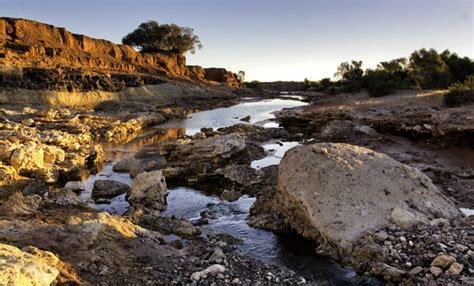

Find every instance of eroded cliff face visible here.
[0,17,240,90]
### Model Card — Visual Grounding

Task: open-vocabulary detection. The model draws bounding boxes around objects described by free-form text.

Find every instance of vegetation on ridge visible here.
[303,48,474,101]
[122,20,202,54]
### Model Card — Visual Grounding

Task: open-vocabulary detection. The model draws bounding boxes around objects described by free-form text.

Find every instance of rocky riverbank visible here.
[247,89,473,285]
[0,94,318,284]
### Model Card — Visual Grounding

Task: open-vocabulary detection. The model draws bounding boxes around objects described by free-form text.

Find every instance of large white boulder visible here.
[266,143,459,251]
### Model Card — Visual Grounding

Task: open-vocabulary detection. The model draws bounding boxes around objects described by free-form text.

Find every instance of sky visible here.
[1,0,472,81]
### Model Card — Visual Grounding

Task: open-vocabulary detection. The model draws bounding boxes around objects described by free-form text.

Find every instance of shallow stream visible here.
[80,97,370,284]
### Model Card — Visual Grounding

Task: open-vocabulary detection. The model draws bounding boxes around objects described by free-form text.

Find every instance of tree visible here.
[441,50,474,84]
[122,20,202,54]
[334,60,364,92]
[408,48,452,89]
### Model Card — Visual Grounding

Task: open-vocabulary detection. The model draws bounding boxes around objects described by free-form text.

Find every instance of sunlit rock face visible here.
[0,17,241,89]
[0,243,60,286]
[251,143,460,254]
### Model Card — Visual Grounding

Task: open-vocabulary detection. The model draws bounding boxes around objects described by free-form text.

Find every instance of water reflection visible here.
[100,128,186,161]
[157,98,307,135]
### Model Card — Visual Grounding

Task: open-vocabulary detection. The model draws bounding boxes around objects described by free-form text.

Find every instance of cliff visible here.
[0,17,240,90]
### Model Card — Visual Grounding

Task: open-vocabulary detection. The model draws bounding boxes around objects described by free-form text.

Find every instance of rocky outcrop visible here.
[0,18,187,77]
[251,143,460,255]
[157,134,261,189]
[0,17,241,90]
[186,65,206,82]
[204,68,241,87]
[277,90,474,147]
[0,243,60,286]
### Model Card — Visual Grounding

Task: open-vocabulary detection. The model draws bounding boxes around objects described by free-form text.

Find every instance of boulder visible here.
[240,115,251,122]
[0,192,42,216]
[64,181,85,194]
[42,145,66,165]
[190,264,226,282]
[128,171,167,211]
[0,243,59,286]
[92,180,130,199]
[10,143,44,171]
[220,189,241,202]
[354,125,378,136]
[320,120,355,141]
[254,143,459,253]
[158,133,247,182]
[46,189,82,206]
[112,157,141,172]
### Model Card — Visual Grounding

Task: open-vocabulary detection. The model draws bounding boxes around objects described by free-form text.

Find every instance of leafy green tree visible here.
[335,60,363,92]
[408,48,452,89]
[122,20,202,54]
[441,50,474,84]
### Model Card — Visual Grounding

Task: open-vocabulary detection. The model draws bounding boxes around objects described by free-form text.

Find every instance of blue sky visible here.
[1,0,472,81]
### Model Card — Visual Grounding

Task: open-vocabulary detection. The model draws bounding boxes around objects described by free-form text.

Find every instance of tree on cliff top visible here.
[122,20,202,54]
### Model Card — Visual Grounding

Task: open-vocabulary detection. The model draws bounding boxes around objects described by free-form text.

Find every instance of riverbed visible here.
[79,97,374,284]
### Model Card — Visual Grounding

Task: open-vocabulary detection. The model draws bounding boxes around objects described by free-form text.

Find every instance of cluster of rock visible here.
[0,103,171,197]
[0,17,241,89]
[277,93,474,148]
[352,218,473,284]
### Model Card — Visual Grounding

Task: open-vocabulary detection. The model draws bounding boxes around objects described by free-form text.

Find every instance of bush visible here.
[367,80,397,97]
[122,20,202,54]
[244,80,260,89]
[444,75,474,107]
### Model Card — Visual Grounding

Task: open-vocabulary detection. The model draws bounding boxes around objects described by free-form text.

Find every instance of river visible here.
[79,97,378,285]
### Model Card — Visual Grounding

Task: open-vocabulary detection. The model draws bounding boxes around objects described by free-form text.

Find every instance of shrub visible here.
[122,20,202,54]
[367,80,397,97]
[245,80,260,89]
[444,75,474,107]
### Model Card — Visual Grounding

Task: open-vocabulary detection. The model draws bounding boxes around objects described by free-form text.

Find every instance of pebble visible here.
[375,231,388,241]
[446,262,464,276]
[431,255,456,269]
[454,244,468,253]
[408,266,423,276]
[430,266,443,277]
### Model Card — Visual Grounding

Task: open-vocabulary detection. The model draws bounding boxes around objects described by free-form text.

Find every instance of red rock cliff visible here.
[0,17,240,87]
